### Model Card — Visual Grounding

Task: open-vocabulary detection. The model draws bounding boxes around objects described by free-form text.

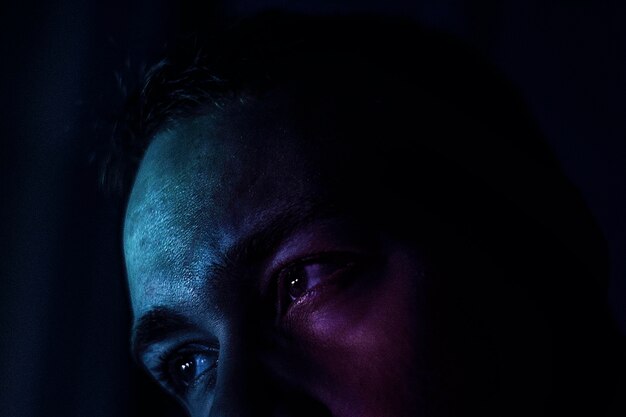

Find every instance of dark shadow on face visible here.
[123,104,429,417]
[119,13,621,417]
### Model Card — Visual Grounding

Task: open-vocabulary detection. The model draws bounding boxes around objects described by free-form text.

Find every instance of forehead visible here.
[123,109,323,317]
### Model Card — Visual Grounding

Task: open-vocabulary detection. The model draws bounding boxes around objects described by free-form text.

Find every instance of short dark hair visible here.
[104,12,537,198]
[108,12,620,414]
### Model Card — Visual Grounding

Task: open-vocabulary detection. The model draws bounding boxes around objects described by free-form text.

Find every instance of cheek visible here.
[288,249,422,417]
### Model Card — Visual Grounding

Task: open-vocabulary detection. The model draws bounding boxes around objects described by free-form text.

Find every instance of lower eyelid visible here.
[183,361,218,404]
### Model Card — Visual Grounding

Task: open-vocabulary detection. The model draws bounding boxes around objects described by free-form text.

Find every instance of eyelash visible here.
[154,344,218,396]
[273,251,362,315]
[150,253,366,394]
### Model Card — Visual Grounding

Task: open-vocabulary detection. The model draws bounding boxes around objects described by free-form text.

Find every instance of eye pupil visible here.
[287,270,307,300]
[174,358,197,385]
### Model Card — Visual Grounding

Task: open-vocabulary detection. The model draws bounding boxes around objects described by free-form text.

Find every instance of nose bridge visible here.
[207,322,333,417]
[207,309,272,417]
[208,344,251,417]
[204,273,329,417]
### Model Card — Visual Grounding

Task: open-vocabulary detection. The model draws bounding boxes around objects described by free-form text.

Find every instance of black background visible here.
[0,1,624,416]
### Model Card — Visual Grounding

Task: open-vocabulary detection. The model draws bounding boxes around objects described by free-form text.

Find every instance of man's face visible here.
[123,102,427,417]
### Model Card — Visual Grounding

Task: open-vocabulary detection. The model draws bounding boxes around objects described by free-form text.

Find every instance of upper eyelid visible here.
[262,246,371,298]
[254,218,375,287]
[142,338,217,373]
[269,250,360,282]
[131,306,202,361]
[271,251,368,318]
[152,343,218,392]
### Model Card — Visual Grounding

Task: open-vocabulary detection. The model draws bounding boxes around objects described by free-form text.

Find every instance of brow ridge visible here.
[131,306,196,360]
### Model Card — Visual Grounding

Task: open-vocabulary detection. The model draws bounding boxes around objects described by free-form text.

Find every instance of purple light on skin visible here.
[124,114,425,416]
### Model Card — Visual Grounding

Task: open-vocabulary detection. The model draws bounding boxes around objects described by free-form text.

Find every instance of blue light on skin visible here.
[123,96,427,417]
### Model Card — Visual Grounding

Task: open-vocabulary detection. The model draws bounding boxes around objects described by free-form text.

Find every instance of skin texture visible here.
[124,100,427,417]
[120,16,619,416]
[124,92,560,417]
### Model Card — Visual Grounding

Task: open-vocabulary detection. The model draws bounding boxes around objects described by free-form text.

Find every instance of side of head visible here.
[112,12,619,417]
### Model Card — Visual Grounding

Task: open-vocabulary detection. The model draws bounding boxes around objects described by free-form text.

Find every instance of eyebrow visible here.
[131,306,196,360]
[131,202,337,359]
[214,202,335,276]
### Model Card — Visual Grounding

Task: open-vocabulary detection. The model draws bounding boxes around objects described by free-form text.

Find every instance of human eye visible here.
[153,344,218,398]
[275,252,362,314]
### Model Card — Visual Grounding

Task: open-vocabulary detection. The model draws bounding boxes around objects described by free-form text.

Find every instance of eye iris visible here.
[287,269,308,300]
[174,358,197,386]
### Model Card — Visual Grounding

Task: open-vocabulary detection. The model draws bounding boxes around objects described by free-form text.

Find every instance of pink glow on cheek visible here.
[285,249,422,417]
[289,248,421,347]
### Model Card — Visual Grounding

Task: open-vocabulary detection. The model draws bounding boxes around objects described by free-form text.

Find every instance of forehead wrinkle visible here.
[124,133,233,314]
[234,199,341,264]
[124,112,330,316]
[191,200,337,318]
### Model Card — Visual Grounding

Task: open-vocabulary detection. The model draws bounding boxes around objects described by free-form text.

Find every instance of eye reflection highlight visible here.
[159,347,218,396]
[276,253,360,314]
